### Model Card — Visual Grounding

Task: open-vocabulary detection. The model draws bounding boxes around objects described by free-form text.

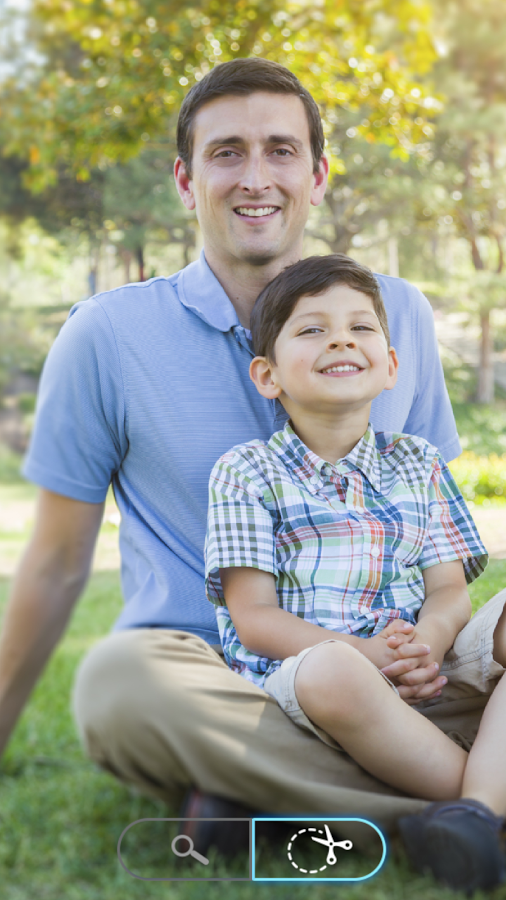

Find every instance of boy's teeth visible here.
[236,207,278,217]
[323,365,361,373]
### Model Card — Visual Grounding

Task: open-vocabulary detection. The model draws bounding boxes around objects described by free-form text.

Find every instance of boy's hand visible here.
[358,619,431,673]
[380,619,448,704]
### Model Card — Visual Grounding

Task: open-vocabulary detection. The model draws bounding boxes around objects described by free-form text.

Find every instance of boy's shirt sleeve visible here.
[205,447,277,606]
[419,453,488,583]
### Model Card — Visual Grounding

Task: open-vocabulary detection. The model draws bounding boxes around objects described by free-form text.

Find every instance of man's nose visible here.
[238,153,271,193]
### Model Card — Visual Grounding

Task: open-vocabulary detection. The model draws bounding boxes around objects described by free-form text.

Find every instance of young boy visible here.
[204,255,506,891]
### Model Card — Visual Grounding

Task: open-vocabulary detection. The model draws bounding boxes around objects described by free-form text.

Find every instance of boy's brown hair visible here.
[250,254,390,361]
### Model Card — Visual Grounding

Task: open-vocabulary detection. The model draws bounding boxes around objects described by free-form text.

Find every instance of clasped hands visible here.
[361,619,448,705]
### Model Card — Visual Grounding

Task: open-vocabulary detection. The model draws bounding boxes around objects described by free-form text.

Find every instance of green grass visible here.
[2,563,506,898]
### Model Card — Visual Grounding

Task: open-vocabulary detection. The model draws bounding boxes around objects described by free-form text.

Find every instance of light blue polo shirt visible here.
[23,251,461,642]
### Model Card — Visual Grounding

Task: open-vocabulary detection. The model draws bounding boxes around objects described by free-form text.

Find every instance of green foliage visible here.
[0,294,48,396]
[0,0,436,187]
[0,445,25,484]
[449,451,506,505]
[451,399,506,456]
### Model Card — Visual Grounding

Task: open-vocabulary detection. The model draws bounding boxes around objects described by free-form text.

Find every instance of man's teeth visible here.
[322,365,361,373]
[236,207,278,217]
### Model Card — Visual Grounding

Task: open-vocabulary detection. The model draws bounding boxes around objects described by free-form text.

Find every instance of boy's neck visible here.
[288,405,372,465]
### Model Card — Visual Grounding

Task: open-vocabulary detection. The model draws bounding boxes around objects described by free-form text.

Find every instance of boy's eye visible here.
[352,324,375,331]
[298,327,323,335]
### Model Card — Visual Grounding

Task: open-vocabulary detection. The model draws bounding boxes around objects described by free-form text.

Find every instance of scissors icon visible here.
[171,834,209,866]
[311,824,353,865]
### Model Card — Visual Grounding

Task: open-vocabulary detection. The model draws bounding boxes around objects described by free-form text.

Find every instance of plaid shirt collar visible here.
[269,421,383,494]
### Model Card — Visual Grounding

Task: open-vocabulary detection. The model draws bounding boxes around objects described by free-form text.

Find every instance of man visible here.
[0,59,464,836]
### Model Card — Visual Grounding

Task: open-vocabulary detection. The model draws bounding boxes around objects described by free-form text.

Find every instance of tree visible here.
[0,0,436,188]
[413,0,506,403]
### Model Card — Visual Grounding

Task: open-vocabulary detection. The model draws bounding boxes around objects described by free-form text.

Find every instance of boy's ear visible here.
[384,347,399,391]
[249,356,283,399]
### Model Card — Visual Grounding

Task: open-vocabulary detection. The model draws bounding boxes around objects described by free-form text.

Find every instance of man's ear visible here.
[384,347,399,391]
[174,157,196,211]
[310,155,329,208]
[249,357,283,399]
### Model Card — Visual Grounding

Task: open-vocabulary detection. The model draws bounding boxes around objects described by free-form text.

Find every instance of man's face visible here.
[175,92,328,267]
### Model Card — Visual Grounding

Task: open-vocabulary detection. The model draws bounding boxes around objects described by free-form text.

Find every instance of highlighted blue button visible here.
[252,817,387,882]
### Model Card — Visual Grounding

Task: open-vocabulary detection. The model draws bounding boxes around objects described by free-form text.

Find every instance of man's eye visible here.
[215,150,238,158]
[273,148,292,156]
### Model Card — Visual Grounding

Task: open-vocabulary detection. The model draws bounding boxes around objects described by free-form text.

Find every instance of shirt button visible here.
[371,547,380,558]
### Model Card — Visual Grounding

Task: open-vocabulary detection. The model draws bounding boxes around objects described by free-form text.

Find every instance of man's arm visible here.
[0,489,104,758]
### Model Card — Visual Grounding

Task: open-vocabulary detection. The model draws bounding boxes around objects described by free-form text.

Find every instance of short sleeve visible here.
[205,449,277,605]
[419,454,488,583]
[403,292,461,463]
[23,299,128,502]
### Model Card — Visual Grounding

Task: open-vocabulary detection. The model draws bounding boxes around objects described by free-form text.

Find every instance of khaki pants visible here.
[72,597,506,835]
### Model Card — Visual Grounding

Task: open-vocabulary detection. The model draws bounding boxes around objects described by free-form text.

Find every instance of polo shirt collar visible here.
[177,250,241,332]
[272,421,382,493]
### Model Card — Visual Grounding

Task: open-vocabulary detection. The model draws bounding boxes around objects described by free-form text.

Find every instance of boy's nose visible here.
[327,333,356,349]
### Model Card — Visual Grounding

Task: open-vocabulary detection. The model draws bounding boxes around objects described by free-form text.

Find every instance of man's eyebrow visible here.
[203,134,305,151]
[267,134,304,150]
[204,136,245,151]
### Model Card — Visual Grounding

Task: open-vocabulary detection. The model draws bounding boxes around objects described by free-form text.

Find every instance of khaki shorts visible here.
[263,592,506,750]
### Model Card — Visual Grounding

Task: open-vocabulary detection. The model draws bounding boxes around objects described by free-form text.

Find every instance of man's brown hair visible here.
[176,58,324,179]
[250,254,391,361]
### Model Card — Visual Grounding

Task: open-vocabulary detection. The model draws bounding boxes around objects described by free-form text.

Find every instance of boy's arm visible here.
[220,567,431,670]
[381,559,471,692]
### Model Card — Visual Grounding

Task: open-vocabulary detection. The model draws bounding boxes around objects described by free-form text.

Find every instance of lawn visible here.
[2,560,506,899]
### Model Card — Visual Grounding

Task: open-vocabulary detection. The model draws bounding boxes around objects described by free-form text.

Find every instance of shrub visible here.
[449,452,506,505]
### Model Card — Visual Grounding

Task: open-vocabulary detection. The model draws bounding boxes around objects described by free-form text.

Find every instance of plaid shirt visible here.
[205,422,487,687]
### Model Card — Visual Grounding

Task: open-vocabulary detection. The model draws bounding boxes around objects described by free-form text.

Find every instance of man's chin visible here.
[233,240,284,267]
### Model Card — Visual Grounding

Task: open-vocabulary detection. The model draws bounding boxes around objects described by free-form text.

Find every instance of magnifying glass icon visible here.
[171,834,209,866]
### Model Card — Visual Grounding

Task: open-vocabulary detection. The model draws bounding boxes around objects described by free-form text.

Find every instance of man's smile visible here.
[234,205,280,219]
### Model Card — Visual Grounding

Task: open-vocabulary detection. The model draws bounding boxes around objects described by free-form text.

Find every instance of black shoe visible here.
[178,789,255,858]
[399,799,505,893]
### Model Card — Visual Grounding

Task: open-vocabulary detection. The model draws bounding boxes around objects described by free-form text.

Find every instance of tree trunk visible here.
[88,238,100,297]
[388,236,399,278]
[136,245,145,282]
[476,310,494,404]
[120,249,132,284]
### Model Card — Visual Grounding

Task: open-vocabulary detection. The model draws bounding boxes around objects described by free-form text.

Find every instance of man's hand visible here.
[0,489,104,759]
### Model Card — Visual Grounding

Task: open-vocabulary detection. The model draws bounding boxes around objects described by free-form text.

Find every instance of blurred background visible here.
[1,0,506,505]
[2,3,506,897]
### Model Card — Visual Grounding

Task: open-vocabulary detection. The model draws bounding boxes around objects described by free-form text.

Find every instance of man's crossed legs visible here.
[73,590,506,889]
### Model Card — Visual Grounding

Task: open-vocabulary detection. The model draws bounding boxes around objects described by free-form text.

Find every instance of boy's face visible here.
[250,285,398,418]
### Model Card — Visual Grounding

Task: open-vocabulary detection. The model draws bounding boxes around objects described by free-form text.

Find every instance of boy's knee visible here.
[295,641,371,720]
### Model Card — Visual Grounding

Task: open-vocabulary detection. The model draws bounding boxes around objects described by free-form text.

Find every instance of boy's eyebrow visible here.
[290,308,379,323]
[204,134,305,152]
